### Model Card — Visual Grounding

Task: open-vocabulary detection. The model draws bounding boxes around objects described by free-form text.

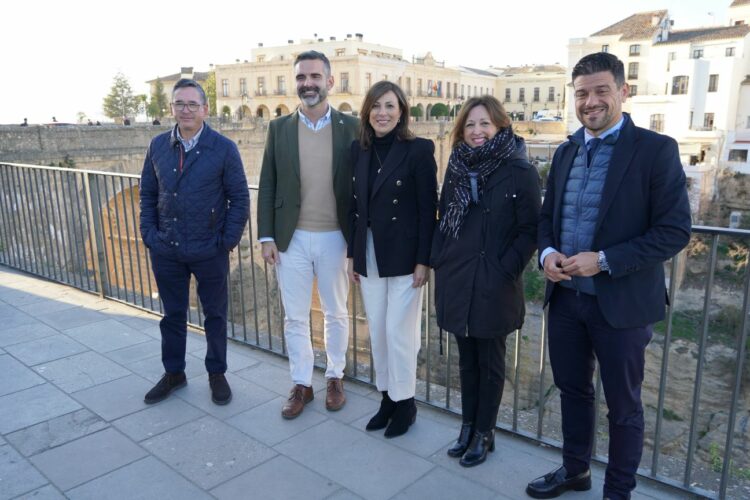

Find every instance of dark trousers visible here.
[454,334,507,433]
[150,251,229,374]
[548,286,652,500]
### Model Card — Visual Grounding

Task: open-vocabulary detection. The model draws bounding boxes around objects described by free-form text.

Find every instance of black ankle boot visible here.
[447,423,474,457]
[459,429,495,467]
[366,391,396,431]
[384,397,416,438]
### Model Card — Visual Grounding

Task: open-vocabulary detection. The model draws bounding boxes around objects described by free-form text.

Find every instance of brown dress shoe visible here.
[325,378,346,411]
[281,384,314,419]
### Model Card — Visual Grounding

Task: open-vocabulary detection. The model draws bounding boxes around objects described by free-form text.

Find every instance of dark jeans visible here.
[454,334,507,433]
[548,286,652,500]
[150,251,229,374]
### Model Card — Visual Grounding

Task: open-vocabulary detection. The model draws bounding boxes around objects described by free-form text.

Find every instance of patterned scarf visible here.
[439,127,518,238]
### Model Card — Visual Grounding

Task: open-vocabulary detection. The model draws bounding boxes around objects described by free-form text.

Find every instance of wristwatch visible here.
[597,250,610,273]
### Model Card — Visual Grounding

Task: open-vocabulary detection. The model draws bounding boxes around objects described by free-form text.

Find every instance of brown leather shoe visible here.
[281,384,314,419]
[325,378,346,411]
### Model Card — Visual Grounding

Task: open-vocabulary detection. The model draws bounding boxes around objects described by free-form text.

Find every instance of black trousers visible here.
[454,334,507,433]
[150,251,230,374]
[548,286,652,500]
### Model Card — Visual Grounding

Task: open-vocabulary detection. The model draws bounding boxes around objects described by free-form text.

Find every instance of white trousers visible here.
[276,229,349,386]
[359,230,423,401]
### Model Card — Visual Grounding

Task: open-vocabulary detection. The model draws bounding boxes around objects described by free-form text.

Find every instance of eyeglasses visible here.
[172,101,202,112]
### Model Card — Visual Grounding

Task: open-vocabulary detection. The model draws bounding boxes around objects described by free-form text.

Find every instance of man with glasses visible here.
[258,50,358,419]
[140,78,249,406]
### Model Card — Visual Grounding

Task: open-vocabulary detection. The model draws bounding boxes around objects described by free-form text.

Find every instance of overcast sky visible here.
[1,0,729,124]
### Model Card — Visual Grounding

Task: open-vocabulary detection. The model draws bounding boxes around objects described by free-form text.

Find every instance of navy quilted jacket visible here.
[139,124,249,262]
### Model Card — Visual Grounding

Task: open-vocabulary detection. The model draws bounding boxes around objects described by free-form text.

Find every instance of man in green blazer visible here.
[257,50,359,419]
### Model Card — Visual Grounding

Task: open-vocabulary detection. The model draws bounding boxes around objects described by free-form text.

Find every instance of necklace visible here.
[373,149,384,174]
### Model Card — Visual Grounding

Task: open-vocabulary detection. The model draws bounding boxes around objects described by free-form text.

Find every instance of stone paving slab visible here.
[5,334,89,366]
[0,354,46,396]
[276,420,435,500]
[5,409,109,457]
[0,443,48,498]
[210,455,340,500]
[62,319,152,353]
[33,351,131,393]
[103,339,162,365]
[0,384,82,434]
[0,321,59,348]
[72,374,155,422]
[14,484,66,499]
[142,415,277,490]
[112,397,206,442]
[30,428,148,491]
[0,303,36,329]
[15,297,81,316]
[36,307,110,331]
[65,456,211,500]
[126,352,208,383]
[391,466,499,500]
[174,371,277,419]
[226,396,329,446]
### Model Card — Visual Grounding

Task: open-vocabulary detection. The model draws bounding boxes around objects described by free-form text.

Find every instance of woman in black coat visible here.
[347,81,438,438]
[432,95,540,466]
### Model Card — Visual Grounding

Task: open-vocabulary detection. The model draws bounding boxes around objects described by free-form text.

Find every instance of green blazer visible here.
[257,107,359,252]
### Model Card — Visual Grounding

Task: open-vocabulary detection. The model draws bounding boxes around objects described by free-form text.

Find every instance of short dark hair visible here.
[358,81,413,149]
[450,95,511,149]
[571,52,625,87]
[294,50,331,75]
[172,79,207,104]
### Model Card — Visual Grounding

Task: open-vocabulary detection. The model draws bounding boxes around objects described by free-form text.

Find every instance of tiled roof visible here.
[591,10,667,41]
[731,0,750,7]
[497,64,566,75]
[657,25,750,45]
[146,72,211,84]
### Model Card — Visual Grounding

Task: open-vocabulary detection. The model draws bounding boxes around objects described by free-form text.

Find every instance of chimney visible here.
[355,33,363,41]
[180,67,194,79]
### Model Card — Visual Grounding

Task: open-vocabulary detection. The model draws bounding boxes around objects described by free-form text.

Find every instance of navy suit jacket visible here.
[347,137,438,278]
[538,114,692,329]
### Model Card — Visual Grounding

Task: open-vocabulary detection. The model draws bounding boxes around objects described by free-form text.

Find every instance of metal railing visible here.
[1,161,749,499]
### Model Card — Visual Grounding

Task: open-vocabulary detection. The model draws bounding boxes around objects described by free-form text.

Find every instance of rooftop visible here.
[0,265,685,499]
[657,25,750,44]
[591,10,668,41]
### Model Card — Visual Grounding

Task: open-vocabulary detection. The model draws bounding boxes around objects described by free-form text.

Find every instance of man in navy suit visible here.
[526,53,691,500]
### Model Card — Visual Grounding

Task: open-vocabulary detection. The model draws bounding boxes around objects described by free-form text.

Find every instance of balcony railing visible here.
[1,162,748,499]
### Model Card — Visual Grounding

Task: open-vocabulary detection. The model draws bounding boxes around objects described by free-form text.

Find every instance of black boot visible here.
[459,429,495,467]
[366,391,396,431]
[384,397,417,438]
[447,423,474,457]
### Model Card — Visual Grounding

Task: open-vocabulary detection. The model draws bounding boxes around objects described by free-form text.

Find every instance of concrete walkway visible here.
[0,265,693,499]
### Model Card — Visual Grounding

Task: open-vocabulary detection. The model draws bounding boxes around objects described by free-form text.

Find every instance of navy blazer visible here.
[538,114,691,329]
[347,137,438,277]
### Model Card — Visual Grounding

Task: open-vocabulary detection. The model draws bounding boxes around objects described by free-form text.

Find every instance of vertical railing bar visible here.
[65,172,85,289]
[52,170,75,284]
[536,307,549,439]
[105,176,123,299]
[145,247,158,313]
[16,167,34,273]
[38,169,58,280]
[227,250,237,339]
[47,169,66,283]
[446,333,452,409]
[42,169,62,280]
[76,173,94,291]
[684,234,719,487]
[82,173,105,296]
[93,175,112,296]
[235,240,248,342]
[32,168,54,279]
[719,255,750,498]
[264,262,273,350]
[352,284,358,378]
[279,284,286,355]
[652,253,681,475]
[245,196,260,343]
[0,166,21,269]
[127,177,146,307]
[118,177,137,305]
[425,277,432,402]
[512,328,521,432]
[19,168,40,275]
[187,277,195,326]
[592,364,602,458]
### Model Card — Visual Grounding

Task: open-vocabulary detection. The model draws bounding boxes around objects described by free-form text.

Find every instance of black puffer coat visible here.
[431,141,541,338]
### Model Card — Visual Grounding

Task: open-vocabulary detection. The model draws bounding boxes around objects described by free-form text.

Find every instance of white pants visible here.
[276,229,349,386]
[359,230,423,401]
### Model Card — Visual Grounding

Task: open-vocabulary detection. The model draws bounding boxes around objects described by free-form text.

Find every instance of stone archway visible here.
[256,105,271,120]
[237,105,251,120]
[425,103,433,121]
[275,104,290,117]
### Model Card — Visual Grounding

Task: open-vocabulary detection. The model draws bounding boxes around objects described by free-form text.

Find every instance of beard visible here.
[297,85,328,107]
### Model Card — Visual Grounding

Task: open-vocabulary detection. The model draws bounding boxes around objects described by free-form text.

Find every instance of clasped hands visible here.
[543,251,600,282]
